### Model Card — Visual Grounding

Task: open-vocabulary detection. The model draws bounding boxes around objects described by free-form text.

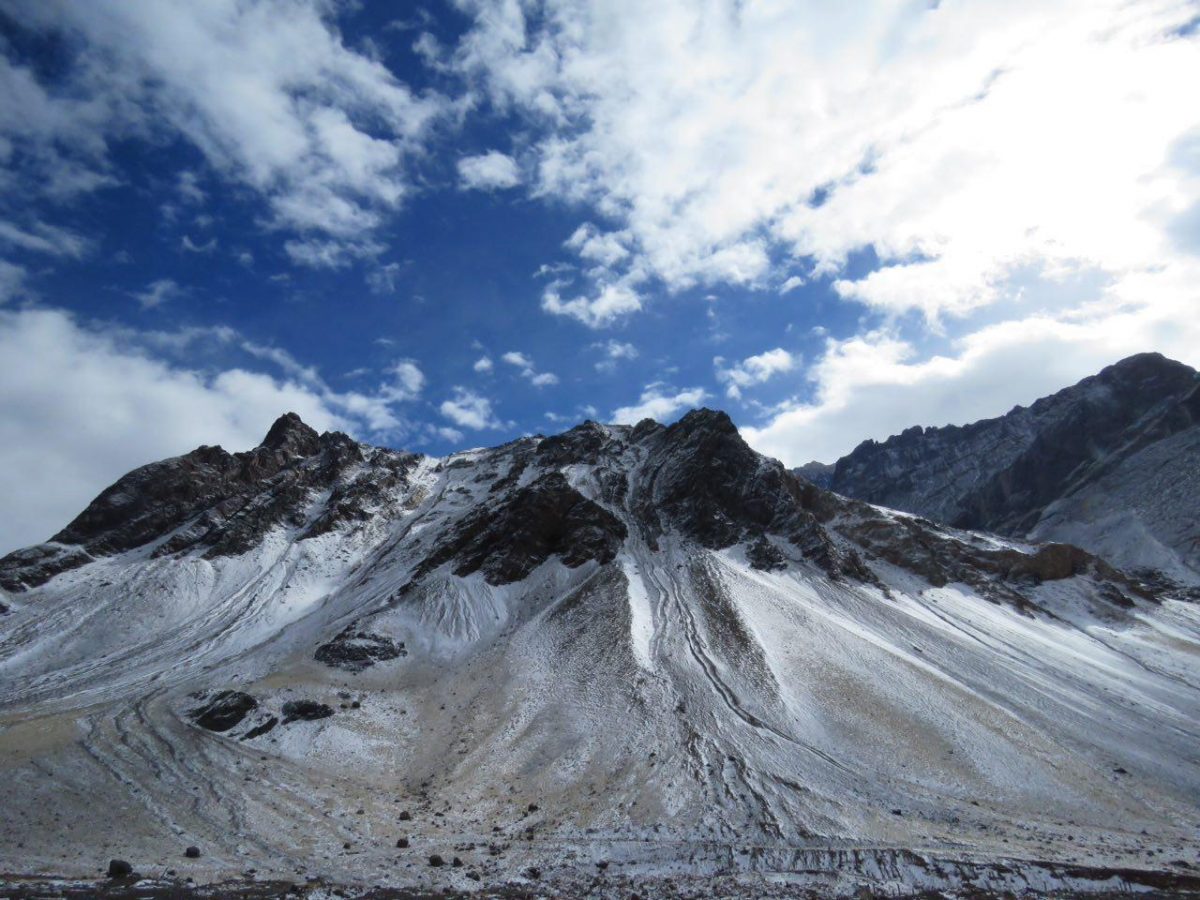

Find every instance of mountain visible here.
[2,410,1199,896]
[823,353,1200,581]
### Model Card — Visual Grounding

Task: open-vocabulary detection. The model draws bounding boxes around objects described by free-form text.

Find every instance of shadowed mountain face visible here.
[0,409,1197,894]
[823,353,1200,580]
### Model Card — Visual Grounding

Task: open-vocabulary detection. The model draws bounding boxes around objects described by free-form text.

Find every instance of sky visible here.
[0,0,1198,554]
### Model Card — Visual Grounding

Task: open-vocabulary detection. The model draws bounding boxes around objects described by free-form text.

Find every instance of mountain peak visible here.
[1098,351,1196,385]
[674,407,737,433]
[260,412,320,456]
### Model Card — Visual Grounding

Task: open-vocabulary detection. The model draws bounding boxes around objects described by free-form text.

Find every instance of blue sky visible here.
[0,0,1198,552]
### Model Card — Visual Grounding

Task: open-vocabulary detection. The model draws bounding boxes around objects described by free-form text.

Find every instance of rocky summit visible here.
[823,352,1200,582]
[0,407,1198,897]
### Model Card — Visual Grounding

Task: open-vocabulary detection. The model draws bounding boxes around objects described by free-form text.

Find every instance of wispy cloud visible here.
[594,339,638,373]
[132,278,185,310]
[0,220,92,258]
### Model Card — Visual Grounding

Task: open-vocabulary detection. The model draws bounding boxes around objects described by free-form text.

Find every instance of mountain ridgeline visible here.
[814,352,1200,581]
[1,374,1198,895]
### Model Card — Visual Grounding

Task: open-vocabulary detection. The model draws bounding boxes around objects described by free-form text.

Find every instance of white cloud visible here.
[594,339,638,373]
[180,234,217,254]
[501,349,558,386]
[5,0,447,252]
[457,150,521,190]
[436,426,464,442]
[501,351,534,369]
[541,279,643,328]
[0,219,92,258]
[366,261,405,295]
[0,305,443,553]
[566,223,630,267]
[779,275,806,294]
[0,261,28,303]
[715,348,797,399]
[132,278,185,310]
[387,359,426,400]
[743,282,1200,465]
[176,170,206,204]
[453,0,1199,328]
[0,307,380,554]
[473,355,494,373]
[440,387,502,430]
[284,237,384,270]
[611,383,708,425]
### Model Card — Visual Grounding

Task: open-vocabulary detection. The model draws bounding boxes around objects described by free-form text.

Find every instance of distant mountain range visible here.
[802,352,1200,582]
[1,363,1198,896]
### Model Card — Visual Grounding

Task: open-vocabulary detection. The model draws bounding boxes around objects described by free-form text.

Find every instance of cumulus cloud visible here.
[473,355,494,373]
[742,284,1200,465]
[454,0,1199,326]
[501,350,559,386]
[440,387,502,430]
[3,0,447,258]
[457,151,521,190]
[715,348,797,399]
[611,384,708,425]
[0,306,440,553]
[541,279,643,328]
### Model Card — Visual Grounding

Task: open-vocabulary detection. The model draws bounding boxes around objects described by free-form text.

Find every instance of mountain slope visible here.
[1,411,1198,895]
[825,353,1200,580]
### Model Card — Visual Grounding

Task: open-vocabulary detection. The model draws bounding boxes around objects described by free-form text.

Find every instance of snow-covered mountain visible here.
[824,353,1200,582]
[1,409,1198,896]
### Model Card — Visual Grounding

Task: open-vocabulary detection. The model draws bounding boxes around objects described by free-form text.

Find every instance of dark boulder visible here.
[241,716,279,740]
[428,854,445,867]
[107,859,133,878]
[189,691,258,732]
[315,629,406,672]
[184,846,201,859]
[281,700,334,723]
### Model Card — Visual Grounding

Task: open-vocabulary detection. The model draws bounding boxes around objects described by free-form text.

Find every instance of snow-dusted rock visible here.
[1,408,1197,894]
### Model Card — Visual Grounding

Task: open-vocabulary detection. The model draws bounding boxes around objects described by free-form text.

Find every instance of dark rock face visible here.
[281,700,334,723]
[189,691,258,732]
[0,413,420,592]
[0,544,93,592]
[315,629,407,672]
[633,409,872,581]
[746,536,787,571]
[793,460,835,489]
[842,514,1144,612]
[419,472,627,584]
[241,716,279,740]
[828,353,1200,539]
